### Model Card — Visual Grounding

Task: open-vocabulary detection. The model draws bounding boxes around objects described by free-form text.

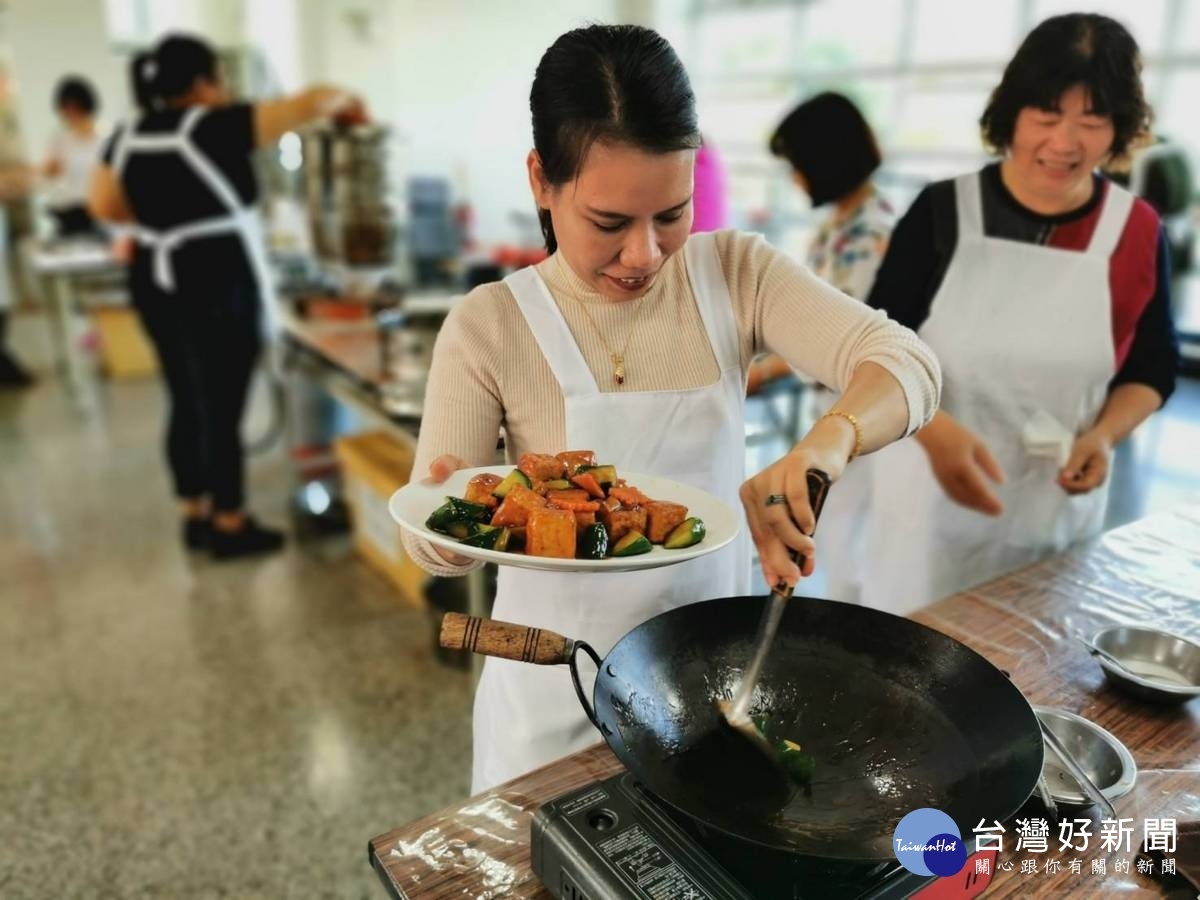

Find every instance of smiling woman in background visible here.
[403,24,941,792]
[863,13,1179,614]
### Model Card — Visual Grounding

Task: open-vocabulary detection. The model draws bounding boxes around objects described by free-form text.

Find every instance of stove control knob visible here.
[588,810,617,832]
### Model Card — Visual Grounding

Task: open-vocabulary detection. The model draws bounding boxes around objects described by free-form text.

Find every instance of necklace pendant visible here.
[612,353,625,386]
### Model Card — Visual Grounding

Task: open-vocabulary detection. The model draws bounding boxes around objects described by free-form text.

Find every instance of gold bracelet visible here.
[821,409,864,460]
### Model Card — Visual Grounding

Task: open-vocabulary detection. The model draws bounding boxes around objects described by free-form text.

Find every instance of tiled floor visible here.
[0,314,474,898]
[2,306,1198,898]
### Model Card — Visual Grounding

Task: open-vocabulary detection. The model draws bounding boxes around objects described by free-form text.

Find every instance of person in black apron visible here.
[862,13,1179,614]
[88,33,365,559]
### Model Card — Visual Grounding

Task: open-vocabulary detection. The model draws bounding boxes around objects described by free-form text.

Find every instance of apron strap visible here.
[682,231,740,374]
[954,172,984,238]
[1086,181,1134,259]
[174,108,245,214]
[505,265,600,399]
[507,236,743,398]
[117,106,269,305]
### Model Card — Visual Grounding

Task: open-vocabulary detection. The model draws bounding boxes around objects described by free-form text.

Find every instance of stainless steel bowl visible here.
[1033,707,1137,808]
[1090,626,1200,704]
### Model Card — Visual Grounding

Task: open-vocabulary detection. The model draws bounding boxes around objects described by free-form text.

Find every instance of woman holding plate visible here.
[403,24,942,792]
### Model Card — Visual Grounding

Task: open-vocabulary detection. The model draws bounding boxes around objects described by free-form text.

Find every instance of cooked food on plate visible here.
[424,450,707,560]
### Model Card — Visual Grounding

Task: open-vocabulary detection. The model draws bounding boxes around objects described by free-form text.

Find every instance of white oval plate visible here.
[389,466,740,573]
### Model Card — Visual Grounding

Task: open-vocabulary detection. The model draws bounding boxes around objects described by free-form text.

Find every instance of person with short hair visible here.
[863,13,1179,614]
[747,92,896,606]
[404,24,942,791]
[42,75,103,237]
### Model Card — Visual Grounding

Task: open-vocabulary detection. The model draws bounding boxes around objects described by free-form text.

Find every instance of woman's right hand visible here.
[427,454,473,565]
[916,412,1005,516]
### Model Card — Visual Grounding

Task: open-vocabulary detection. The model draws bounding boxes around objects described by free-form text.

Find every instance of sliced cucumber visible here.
[776,739,816,784]
[579,464,617,488]
[426,497,491,534]
[664,517,705,549]
[461,524,510,551]
[542,479,572,491]
[578,522,608,560]
[612,530,652,557]
[492,469,532,499]
[446,520,475,539]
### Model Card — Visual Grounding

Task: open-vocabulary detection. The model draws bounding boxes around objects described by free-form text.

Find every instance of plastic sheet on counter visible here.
[988,771,1200,898]
[384,793,539,899]
[375,747,621,899]
[912,504,1200,773]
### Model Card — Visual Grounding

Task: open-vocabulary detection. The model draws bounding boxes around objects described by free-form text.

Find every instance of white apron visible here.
[864,172,1130,615]
[112,106,277,337]
[808,385,873,605]
[471,232,751,792]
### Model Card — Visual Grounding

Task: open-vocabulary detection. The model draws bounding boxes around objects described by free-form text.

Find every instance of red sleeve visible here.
[1107,197,1160,371]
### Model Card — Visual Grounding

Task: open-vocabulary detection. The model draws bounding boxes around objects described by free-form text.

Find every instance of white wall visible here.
[6,0,661,245]
[6,0,128,161]
[290,0,621,246]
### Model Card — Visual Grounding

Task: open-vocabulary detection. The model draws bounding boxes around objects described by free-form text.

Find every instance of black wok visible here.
[441,596,1043,864]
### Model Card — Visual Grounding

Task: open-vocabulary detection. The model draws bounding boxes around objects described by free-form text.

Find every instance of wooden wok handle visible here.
[439,612,575,665]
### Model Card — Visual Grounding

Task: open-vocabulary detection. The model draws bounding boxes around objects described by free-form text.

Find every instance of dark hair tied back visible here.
[529,24,701,253]
[148,33,219,104]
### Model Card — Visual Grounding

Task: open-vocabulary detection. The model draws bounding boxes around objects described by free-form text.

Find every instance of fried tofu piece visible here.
[518,452,567,482]
[644,500,689,543]
[598,504,648,542]
[609,485,652,506]
[526,507,578,558]
[464,473,502,509]
[555,450,596,473]
[490,483,546,527]
[573,511,597,535]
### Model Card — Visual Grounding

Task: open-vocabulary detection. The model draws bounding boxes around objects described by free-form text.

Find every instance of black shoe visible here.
[183,517,211,550]
[210,518,285,560]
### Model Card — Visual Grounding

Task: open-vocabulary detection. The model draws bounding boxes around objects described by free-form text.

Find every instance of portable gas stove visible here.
[532,772,997,900]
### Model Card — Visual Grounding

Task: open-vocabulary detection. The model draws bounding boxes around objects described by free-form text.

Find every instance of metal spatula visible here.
[722,469,831,752]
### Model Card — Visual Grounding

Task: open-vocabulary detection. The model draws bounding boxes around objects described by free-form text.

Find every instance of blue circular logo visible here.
[892,808,966,877]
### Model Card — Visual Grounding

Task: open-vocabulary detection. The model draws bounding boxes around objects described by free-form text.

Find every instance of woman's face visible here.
[1006,83,1115,209]
[57,103,91,128]
[530,141,694,301]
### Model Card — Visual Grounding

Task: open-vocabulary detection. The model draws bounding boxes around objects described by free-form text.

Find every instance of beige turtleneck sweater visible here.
[402,229,941,575]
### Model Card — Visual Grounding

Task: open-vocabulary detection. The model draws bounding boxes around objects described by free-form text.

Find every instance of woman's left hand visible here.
[740,420,853,589]
[1057,429,1112,494]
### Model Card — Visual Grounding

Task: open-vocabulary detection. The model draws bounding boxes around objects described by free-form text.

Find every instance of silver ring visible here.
[765,494,788,507]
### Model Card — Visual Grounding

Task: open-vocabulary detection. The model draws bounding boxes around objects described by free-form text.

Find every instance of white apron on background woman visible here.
[807,387,873,605]
[112,106,277,335]
[472,232,751,792]
[864,172,1131,615]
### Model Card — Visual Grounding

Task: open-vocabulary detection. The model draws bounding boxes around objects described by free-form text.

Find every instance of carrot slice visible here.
[570,473,606,499]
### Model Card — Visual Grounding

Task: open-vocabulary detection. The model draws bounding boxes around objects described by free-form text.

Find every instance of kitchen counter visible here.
[281,291,458,392]
[30,239,126,407]
[368,503,1200,898]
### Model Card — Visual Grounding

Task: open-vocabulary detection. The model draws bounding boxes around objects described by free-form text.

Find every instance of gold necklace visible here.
[556,254,653,386]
